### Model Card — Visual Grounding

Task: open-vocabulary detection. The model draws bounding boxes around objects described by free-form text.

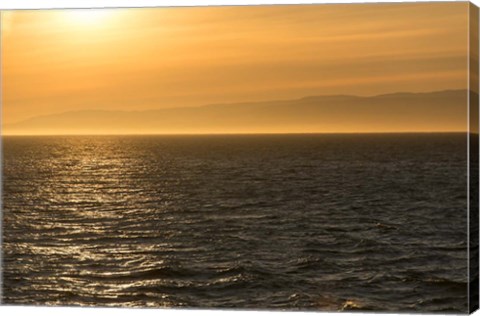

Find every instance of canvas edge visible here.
[0,10,4,306]
[468,1,479,314]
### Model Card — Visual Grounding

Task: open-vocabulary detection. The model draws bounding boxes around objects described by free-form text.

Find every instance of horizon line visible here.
[1,131,471,137]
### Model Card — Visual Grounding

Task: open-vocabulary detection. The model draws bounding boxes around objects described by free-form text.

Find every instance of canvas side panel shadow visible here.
[468,2,479,314]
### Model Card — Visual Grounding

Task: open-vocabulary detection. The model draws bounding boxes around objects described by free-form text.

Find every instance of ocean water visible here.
[1,134,469,312]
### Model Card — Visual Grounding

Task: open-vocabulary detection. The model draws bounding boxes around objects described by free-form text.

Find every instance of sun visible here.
[65,9,114,27]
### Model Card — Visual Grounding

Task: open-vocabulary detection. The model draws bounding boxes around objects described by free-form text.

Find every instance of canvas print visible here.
[0,1,479,313]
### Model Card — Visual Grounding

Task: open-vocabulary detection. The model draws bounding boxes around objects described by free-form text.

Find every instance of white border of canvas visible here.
[0,1,478,316]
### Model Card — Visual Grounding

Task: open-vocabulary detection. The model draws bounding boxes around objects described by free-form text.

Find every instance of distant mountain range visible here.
[4,89,468,135]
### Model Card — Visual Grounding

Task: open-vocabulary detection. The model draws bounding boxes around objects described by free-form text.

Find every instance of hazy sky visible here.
[1,2,469,126]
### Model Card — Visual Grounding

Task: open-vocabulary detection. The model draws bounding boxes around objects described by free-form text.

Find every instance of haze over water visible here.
[2,134,468,312]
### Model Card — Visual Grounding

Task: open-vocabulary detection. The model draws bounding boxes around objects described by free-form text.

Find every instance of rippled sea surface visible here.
[2,134,468,312]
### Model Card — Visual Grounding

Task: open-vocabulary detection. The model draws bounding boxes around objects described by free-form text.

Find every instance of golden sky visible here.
[1,2,470,132]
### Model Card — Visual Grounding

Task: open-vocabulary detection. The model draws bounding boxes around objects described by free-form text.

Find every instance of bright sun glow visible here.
[65,9,114,26]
